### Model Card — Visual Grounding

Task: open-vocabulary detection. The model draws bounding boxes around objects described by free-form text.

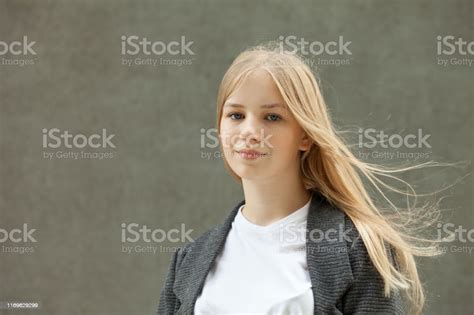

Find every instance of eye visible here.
[228,112,244,120]
[266,113,282,122]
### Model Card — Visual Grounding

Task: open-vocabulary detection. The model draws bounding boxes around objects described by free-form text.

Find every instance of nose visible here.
[239,115,263,146]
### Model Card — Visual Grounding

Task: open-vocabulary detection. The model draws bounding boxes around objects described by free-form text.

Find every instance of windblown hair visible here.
[215,42,449,315]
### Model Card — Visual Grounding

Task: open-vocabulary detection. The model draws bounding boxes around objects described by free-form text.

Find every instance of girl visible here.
[158,43,442,314]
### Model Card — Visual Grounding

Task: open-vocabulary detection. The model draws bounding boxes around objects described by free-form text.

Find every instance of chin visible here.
[232,166,270,181]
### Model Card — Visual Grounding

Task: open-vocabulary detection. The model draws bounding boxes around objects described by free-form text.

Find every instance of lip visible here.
[236,149,267,160]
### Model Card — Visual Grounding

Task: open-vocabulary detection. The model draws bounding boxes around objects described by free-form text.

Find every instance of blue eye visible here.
[229,113,244,120]
[266,114,282,121]
[226,112,282,121]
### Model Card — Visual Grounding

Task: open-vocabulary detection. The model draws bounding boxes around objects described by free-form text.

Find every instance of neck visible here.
[241,171,311,226]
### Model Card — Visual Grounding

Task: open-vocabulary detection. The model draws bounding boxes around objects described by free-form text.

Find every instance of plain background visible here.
[0,0,472,314]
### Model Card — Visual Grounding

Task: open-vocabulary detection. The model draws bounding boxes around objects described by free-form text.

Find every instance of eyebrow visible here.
[224,102,287,110]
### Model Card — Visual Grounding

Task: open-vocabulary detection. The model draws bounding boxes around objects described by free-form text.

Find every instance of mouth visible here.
[236,150,267,160]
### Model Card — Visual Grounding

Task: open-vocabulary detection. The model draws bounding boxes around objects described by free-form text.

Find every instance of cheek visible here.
[220,117,236,133]
[269,130,303,158]
[219,122,237,150]
[269,130,297,149]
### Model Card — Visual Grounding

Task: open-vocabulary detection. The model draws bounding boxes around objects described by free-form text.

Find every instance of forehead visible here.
[225,69,286,108]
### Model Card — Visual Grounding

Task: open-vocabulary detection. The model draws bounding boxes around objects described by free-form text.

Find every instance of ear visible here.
[299,132,312,152]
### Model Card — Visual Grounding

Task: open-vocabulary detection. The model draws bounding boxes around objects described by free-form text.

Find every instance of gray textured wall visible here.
[0,0,472,314]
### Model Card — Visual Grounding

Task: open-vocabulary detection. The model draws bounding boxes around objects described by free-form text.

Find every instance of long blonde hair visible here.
[215,43,450,314]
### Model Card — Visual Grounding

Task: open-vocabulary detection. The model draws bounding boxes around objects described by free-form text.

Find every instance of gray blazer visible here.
[157,191,405,314]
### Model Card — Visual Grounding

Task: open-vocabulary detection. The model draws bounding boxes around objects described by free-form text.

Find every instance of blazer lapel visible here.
[306,191,354,313]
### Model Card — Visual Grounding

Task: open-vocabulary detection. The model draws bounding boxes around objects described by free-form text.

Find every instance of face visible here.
[219,69,311,181]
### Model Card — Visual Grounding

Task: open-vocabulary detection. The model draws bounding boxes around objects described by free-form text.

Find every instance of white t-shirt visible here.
[195,198,314,315]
